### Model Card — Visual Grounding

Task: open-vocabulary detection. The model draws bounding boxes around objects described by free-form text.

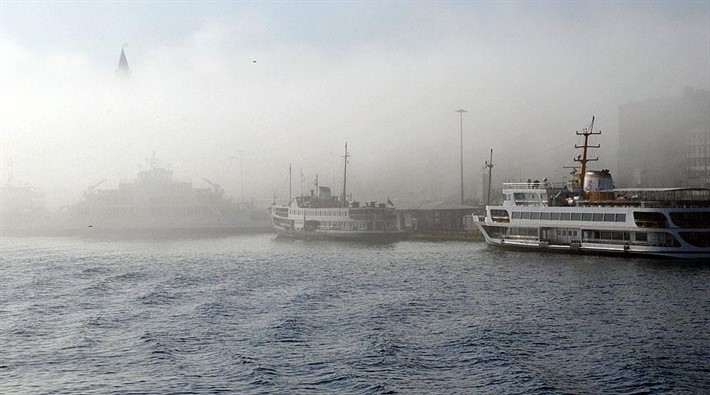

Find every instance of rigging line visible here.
[555,146,578,170]
[515,134,579,164]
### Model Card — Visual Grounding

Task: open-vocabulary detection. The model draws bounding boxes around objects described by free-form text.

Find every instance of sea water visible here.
[1,234,708,394]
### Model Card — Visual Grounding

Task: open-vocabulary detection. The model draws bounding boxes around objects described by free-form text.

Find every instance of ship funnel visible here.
[583,170,615,200]
[318,186,331,199]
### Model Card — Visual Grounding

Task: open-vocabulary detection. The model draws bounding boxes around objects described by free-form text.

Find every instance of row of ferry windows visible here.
[511,211,626,222]
[289,209,347,217]
[294,220,369,230]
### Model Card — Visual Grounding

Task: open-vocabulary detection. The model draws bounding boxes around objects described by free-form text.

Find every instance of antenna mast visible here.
[574,116,601,186]
[485,149,494,206]
[341,142,350,208]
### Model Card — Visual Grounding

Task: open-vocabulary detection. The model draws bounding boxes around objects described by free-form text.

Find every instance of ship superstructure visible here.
[270,144,406,241]
[57,155,269,234]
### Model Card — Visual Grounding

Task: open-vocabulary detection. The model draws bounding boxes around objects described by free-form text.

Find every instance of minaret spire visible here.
[117,44,131,76]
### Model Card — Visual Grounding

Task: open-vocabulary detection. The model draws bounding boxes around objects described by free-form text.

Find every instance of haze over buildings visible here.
[618,87,710,188]
[1,2,709,209]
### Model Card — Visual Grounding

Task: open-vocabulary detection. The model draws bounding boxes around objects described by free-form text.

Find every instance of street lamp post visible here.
[456,109,467,205]
[238,149,244,203]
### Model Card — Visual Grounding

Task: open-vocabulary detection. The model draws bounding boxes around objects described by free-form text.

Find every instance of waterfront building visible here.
[618,87,710,187]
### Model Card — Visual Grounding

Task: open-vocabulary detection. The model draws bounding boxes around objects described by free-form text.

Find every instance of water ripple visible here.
[0,235,708,393]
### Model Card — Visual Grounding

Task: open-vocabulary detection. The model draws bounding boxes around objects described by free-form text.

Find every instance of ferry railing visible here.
[502,182,568,190]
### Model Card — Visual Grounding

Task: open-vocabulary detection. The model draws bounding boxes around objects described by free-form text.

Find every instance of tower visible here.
[117,45,131,77]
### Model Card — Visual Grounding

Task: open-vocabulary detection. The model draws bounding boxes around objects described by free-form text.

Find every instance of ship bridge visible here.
[501,182,578,208]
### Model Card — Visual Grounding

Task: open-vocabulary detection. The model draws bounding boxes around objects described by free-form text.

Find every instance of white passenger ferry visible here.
[270,144,407,241]
[475,118,710,259]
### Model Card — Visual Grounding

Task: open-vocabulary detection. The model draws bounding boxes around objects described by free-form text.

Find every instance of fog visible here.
[1,2,708,208]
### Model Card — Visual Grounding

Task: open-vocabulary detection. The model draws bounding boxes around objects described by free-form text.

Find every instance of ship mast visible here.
[288,164,292,204]
[341,142,350,208]
[485,149,494,206]
[574,116,600,187]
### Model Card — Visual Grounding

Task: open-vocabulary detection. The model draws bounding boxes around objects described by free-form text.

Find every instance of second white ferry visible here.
[270,143,407,242]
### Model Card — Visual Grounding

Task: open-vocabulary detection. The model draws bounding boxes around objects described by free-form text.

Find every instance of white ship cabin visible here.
[496,171,614,208]
[498,180,582,209]
[271,185,398,233]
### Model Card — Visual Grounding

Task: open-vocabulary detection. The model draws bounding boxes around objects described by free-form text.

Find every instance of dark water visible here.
[1,234,708,394]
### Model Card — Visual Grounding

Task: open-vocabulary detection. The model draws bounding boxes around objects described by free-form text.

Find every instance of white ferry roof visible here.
[613,187,710,192]
[612,187,710,202]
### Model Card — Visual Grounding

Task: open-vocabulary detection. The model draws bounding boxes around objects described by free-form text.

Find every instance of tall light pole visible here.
[456,109,467,205]
[238,149,244,203]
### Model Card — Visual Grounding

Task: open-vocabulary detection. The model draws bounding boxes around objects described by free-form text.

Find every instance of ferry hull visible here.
[475,221,710,260]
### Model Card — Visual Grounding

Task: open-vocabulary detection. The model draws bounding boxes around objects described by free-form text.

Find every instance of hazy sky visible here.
[1,1,709,206]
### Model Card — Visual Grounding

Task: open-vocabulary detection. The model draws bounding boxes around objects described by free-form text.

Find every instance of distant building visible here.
[618,87,710,187]
[398,201,482,233]
[116,47,131,77]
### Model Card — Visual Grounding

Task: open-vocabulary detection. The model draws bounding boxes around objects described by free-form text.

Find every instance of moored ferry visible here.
[50,154,271,235]
[475,118,710,259]
[270,143,407,241]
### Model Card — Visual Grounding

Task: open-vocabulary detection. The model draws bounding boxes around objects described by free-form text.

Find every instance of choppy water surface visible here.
[1,234,708,394]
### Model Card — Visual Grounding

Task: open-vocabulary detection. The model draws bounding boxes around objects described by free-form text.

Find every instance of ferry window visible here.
[514,193,525,200]
[582,213,592,221]
[636,232,648,242]
[512,212,521,219]
[561,213,571,221]
[571,213,581,221]
[601,231,612,240]
[541,212,551,220]
[522,212,531,219]
[551,212,560,221]
[615,214,626,222]
[531,212,540,220]
[491,209,510,223]
[612,231,623,240]
[604,213,615,222]
[679,232,710,247]
[572,231,577,236]
[670,212,710,228]
[593,213,604,222]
